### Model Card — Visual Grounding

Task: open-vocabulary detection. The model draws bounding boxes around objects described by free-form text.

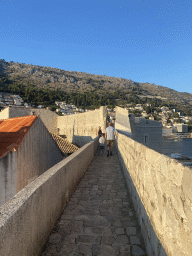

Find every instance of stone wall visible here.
[0,138,99,256]
[130,115,162,153]
[16,117,64,192]
[0,106,107,145]
[57,106,107,146]
[115,106,162,153]
[0,150,17,207]
[0,107,9,119]
[0,117,64,207]
[116,131,192,256]
[115,106,132,135]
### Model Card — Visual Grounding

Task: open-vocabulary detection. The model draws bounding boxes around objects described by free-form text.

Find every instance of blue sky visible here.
[1,0,192,93]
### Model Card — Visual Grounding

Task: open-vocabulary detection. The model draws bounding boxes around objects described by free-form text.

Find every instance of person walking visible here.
[98,126,102,137]
[105,122,116,157]
[99,133,105,155]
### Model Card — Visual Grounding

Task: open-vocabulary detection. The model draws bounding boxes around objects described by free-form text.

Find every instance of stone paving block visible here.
[63,234,77,244]
[48,233,61,244]
[132,245,146,256]
[79,244,92,255]
[92,244,101,255]
[127,227,137,236]
[77,235,95,243]
[92,227,103,234]
[130,235,141,245]
[58,244,76,256]
[113,220,123,227]
[103,227,113,235]
[115,227,125,235]
[102,244,117,256]
[101,236,116,245]
[112,235,129,246]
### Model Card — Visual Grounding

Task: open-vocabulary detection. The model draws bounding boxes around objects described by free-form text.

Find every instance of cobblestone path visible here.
[41,149,147,256]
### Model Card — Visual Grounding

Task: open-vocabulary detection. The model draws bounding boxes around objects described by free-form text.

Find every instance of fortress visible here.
[0,106,192,255]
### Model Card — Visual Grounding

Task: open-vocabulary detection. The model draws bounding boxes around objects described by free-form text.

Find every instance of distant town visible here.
[0,92,191,139]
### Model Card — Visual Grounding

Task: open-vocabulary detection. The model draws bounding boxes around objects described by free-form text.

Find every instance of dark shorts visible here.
[100,145,105,149]
[107,140,114,146]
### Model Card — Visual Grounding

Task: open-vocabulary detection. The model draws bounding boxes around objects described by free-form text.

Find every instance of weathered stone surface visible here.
[112,235,129,246]
[92,227,103,234]
[127,227,137,236]
[132,245,146,256]
[115,228,125,235]
[113,220,123,227]
[40,149,146,256]
[48,233,61,244]
[79,244,92,254]
[77,235,95,243]
[101,236,115,245]
[92,244,101,255]
[102,244,117,256]
[130,235,141,245]
[58,244,76,255]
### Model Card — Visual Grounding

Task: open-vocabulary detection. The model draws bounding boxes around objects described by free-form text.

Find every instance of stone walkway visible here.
[41,148,147,256]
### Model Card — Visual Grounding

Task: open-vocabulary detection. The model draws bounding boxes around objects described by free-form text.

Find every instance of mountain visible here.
[0,59,192,105]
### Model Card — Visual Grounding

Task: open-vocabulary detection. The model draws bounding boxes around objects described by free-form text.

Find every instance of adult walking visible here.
[105,122,116,157]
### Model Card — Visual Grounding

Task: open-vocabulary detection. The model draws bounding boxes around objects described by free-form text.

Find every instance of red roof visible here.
[0,115,38,159]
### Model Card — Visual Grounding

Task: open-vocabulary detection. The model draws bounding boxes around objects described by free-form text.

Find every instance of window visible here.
[144,135,149,145]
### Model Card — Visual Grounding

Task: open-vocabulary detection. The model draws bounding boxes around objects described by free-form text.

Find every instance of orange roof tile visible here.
[49,132,79,155]
[0,115,38,159]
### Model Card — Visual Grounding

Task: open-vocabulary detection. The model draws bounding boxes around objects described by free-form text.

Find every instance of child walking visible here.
[99,133,105,155]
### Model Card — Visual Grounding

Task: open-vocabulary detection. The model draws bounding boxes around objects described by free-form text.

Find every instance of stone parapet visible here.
[57,106,107,147]
[116,131,192,256]
[0,138,99,256]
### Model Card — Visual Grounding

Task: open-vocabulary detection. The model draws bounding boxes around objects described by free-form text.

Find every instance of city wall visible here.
[115,106,132,135]
[57,106,107,146]
[115,106,162,153]
[0,138,99,256]
[0,106,107,147]
[116,131,192,256]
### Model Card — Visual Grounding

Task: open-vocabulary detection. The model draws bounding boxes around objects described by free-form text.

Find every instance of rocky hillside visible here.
[0,59,192,105]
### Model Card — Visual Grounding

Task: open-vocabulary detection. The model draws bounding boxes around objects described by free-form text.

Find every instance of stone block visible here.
[92,244,101,255]
[132,245,147,256]
[115,228,124,235]
[102,244,117,256]
[79,244,92,255]
[127,227,137,236]
[77,235,95,243]
[130,235,141,245]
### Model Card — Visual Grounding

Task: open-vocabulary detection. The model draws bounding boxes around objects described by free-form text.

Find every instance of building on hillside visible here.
[162,127,173,137]
[0,115,64,207]
[149,115,155,120]
[173,124,188,133]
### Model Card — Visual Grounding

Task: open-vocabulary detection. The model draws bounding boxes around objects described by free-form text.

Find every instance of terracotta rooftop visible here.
[49,132,79,155]
[0,115,38,159]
